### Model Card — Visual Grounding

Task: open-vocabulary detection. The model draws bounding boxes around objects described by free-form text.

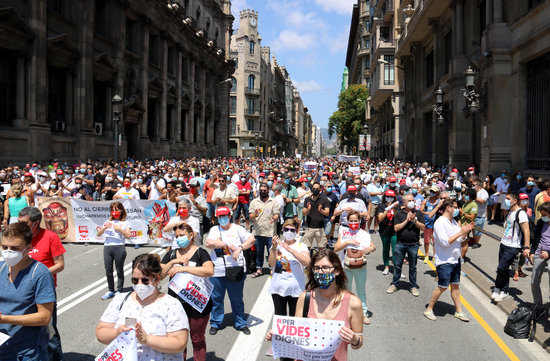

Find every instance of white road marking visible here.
[57,247,165,315]
[225,277,274,361]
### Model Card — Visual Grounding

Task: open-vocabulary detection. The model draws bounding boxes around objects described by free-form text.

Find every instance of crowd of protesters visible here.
[1,156,550,360]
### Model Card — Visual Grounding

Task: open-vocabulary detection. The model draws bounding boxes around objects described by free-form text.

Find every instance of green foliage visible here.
[328,84,368,153]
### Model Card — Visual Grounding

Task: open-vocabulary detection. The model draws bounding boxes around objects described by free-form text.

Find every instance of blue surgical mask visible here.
[516,175,522,180]
[452,208,460,217]
[411,188,418,195]
[313,272,335,290]
[541,216,550,223]
[326,186,332,193]
[176,236,190,249]
[267,181,273,187]
[527,181,535,187]
[501,174,506,179]
[284,179,290,185]
[218,216,230,226]
[504,199,512,208]
[464,195,470,201]
[307,176,312,181]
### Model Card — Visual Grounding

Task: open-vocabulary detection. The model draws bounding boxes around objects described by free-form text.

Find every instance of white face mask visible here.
[283,231,296,241]
[1,248,27,267]
[133,283,156,300]
[407,201,415,209]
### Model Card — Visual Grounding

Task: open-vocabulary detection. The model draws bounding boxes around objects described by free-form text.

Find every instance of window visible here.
[365,58,370,70]
[0,51,16,125]
[149,35,159,66]
[194,65,200,88]
[383,55,394,85]
[249,40,255,55]
[230,96,236,114]
[444,31,452,75]
[247,98,255,112]
[166,105,173,140]
[230,118,236,135]
[479,0,486,44]
[363,38,370,49]
[215,29,219,46]
[380,27,390,42]
[196,7,201,21]
[48,0,65,16]
[230,78,237,93]
[94,0,108,36]
[93,81,107,126]
[247,118,254,131]
[426,51,434,88]
[167,47,175,75]
[529,0,545,10]
[181,110,187,142]
[206,19,211,32]
[147,99,158,140]
[364,20,370,32]
[125,18,135,52]
[48,67,67,125]
[181,56,188,82]
[248,75,255,90]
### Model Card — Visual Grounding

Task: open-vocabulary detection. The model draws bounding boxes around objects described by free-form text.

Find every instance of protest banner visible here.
[169,272,214,313]
[37,197,177,245]
[272,315,344,361]
[348,166,360,175]
[95,330,137,361]
[338,155,360,163]
[303,161,317,172]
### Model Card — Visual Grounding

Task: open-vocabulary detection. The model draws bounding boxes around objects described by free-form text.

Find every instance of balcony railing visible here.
[244,87,260,95]
[244,108,260,116]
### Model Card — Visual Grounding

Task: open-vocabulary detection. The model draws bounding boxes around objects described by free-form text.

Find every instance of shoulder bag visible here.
[218,226,245,282]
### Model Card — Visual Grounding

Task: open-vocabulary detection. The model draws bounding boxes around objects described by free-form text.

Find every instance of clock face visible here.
[250,17,257,27]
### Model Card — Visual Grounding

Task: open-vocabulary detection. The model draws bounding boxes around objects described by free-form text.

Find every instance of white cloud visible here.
[326,31,349,55]
[231,0,249,19]
[312,0,356,15]
[293,80,323,93]
[266,0,326,29]
[272,30,317,52]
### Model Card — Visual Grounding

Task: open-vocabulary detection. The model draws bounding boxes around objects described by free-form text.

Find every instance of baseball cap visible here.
[400,184,410,191]
[430,185,440,193]
[298,177,307,182]
[215,206,231,217]
[347,185,357,192]
[468,167,474,171]
[56,169,64,175]
[281,173,290,179]
[399,179,406,185]
[189,179,200,187]
[452,168,458,173]
[259,172,265,177]
[388,176,397,182]
[519,193,529,200]
[24,172,32,177]
[385,189,396,197]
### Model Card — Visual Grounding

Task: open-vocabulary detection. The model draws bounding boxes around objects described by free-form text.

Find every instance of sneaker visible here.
[494,291,510,303]
[238,326,251,335]
[470,243,481,249]
[209,327,218,335]
[266,344,273,357]
[490,290,500,300]
[382,268,389,275]
[411,287,420,297]
[101,291,115,300]
[386,284,398,294]
[401,274,407,279]
[454,312,470,322]
[134,244,140,249]
[423,310,436,321]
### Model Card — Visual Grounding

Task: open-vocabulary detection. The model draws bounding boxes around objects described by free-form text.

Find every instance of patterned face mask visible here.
[313,272,335,290]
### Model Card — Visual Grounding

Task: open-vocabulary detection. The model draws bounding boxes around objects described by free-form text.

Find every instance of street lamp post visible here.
[112,94,122,163]
[363,124,369,160]
[254,132,259,158]
[432,87,444,124]
[461,66,480,114]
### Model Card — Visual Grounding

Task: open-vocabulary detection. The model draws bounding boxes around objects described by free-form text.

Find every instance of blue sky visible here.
[231,0,356,129]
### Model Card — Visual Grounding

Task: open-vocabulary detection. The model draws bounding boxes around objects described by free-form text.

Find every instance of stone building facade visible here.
[395,0,550,174]
[228,9,310,158]
[0,0,234,163]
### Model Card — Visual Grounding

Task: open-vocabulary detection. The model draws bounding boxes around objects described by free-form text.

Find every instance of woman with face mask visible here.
[96,253,189,361]
[97,202,132,300]
[376,190,399,275]
[459,188,478,260]
[334,211,376,325]
[267,219,310,330]
[3,183,30,227]
[266,248,364,359]
[161,223,214,361]
[204,206,255,336]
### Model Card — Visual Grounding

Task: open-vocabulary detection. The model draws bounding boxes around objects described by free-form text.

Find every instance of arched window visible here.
[247,75,255,90]
[231,77,237,93]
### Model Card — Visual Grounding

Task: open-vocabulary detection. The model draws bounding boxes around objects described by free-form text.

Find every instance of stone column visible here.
[14,55,26,128]
[65,74,73,127]
[189,57,196,144]
[455,0,464,55]
[104,85,112,133]
[493,0,503,22]
[160,35,168,141]
[176,49,182,145]
[141,27,150,138]
[486,0,493,28]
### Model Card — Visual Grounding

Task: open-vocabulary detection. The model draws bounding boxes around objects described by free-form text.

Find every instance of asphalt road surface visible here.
[54,233,548,361]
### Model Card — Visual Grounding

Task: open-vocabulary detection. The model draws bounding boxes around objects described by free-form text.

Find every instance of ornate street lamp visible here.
[461,66,480,114]
[432,87,444,124]
[112,94,122,163]
[362,124,369,159]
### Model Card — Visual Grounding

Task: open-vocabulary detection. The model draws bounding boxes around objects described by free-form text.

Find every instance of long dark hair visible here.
[305,248,348,296]
[132,253,162,278]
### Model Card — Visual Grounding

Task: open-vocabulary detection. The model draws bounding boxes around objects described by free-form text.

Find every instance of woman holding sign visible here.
[161,222,214,361]
[96,253,189,360]
[334,211,375,325]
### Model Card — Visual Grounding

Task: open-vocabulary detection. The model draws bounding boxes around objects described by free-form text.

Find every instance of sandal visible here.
[518,270,527,278]
[363,316,371,325]
[251,271,263,278]
[513,274,519,282]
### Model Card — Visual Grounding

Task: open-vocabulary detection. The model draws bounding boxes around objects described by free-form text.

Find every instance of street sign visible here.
[366,134,371,147]
[358,135,365,151]
[366,145,371,150]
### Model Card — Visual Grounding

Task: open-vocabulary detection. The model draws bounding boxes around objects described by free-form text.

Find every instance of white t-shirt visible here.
[103,219,130,246]
[476,189,489,217]
[335,198,367,226]
[269,241,309,298]
[207,224,251,277]
[61,178,75,197]
[338,227,372,250]
[115,187,140,199]
[149,178,166,200]
[100,293,189,361]
[433,216,464,266]
[297,187,310,207]
[212,186,237,206]
[501,209,528,248]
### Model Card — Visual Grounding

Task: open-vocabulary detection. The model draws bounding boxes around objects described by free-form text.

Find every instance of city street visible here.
[56,226,548,361]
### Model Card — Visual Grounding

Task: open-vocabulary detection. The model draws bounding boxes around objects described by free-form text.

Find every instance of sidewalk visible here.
[460,221,550,352]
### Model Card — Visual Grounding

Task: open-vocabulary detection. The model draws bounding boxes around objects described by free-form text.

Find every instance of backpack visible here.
[512,210,534,246]
[504,305,547,341]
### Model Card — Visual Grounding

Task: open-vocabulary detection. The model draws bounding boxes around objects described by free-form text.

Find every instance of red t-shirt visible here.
[236,181,251,204]
[29,228,66,286]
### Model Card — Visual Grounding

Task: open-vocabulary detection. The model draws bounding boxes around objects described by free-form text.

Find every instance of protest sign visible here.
[95,330,137,361]
[303,161,317,172]
[37,197,177,245]
[272,315,344,361]
[348,166,360,175]
[169,273,214,313]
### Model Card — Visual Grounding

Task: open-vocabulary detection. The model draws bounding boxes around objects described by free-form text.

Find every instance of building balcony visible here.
[372,37,396,66]
[384,1,394,22]
[244,87,260,96]
[244,108,261,117]
[231,129,262,139]
[358,46,370,57]
[369,66,395,108]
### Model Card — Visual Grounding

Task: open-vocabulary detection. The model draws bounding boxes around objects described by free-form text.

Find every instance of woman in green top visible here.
[3,183,30,226]
[460,188,478,260]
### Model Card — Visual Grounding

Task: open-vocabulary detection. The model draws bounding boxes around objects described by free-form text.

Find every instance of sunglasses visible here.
[131,277,152,285]
[283,227,296,232]
[174,224,187,230]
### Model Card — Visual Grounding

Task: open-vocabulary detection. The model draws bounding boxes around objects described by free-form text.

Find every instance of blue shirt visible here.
[518,186,541,211]
[0,260,56,358]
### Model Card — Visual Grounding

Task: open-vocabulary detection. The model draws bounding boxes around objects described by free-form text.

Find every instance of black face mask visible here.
[312,189,320,196]
[259,191,269,199]
[349,193,356,199]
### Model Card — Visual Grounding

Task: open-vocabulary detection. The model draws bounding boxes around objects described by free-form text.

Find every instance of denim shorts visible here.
[473,217,485,236]
[436,262,461,288]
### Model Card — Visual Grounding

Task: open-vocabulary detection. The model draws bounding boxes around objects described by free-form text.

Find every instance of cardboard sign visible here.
[348,166,360,175]
[272,315,344,361]
[169,273,214,313]
[303,162,317,171]
[95,330,137,361]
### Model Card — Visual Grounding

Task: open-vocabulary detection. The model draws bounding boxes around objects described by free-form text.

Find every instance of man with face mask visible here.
[211,175,237,209]
[0,222,56,360]
[519,175,541,221]
[302,182,331,250]
[163,198,200,249]
[18,206,65,360]
[113,176,140,200]
[280,173,299,222]
[249,184,280,277]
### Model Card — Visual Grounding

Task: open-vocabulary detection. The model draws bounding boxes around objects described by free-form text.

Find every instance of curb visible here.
[462,262,550,353]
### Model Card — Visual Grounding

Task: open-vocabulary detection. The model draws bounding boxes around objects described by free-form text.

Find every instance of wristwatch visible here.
[522,246,530,250]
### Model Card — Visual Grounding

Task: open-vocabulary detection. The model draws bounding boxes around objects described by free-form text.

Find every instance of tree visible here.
[328,84,368,153]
